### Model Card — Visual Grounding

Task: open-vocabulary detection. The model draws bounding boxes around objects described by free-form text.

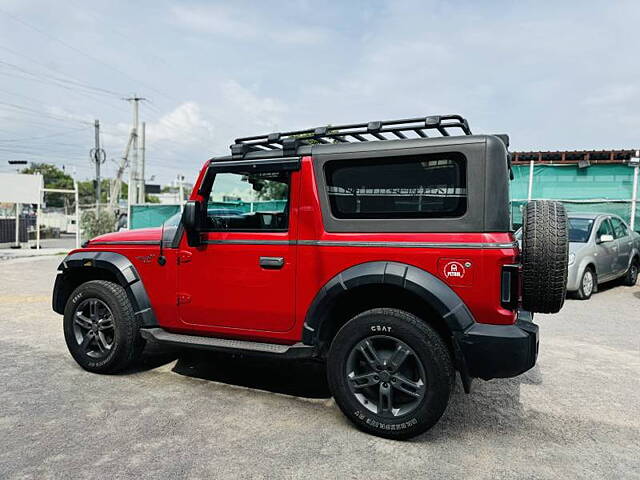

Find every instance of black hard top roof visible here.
[210,114,508,162]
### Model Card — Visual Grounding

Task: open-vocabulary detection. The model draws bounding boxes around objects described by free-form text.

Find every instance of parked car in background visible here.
[566,213,639,299]
[515,213,639,299]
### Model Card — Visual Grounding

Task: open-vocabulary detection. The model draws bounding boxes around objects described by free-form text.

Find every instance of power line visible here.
[0,126,91,143]
[0,59,124,98]
[0,100,93,126]
[0,6,176,103]
[0,44,128,98]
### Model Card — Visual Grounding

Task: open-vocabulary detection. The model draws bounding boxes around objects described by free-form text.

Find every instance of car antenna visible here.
[157,220,167,266]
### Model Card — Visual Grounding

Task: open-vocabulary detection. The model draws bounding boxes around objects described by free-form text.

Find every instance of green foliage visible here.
[77,179,111,205]
[146,194,160,203]
[21,163,73,208]
[80,209,116,239]
[255,181,288,200]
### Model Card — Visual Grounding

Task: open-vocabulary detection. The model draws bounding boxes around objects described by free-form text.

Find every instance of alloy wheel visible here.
[345,335,426,418]
[72,298,115,359]
[631,264,638,285]
[582,270,594,297]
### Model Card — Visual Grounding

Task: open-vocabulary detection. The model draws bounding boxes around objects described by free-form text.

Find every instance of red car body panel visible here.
[79,156,518,345]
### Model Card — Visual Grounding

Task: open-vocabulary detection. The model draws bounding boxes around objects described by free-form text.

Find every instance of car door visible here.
[593,217,617,280]
[610,216,632,275]
[176,158,299,333]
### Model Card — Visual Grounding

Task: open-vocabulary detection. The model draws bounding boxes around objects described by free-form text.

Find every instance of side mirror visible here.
[182,200,203,246]
[598,234,614,243]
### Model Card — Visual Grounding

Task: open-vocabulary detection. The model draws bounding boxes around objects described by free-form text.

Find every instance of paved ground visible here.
[1,256,638,479]
[0,234,77,260]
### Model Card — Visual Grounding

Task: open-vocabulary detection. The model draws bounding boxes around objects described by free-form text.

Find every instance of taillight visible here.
[501,264,520,309]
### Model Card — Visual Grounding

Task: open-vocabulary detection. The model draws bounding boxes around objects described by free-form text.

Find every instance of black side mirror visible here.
[182,200,202,246]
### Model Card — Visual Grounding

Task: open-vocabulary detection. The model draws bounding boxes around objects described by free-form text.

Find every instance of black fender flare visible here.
[302,261,475,346]
[52,251,157,327]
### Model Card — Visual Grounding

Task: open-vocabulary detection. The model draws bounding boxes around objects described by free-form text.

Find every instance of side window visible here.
[597,219,613,238]
[205,171,290,231]
[610,217,628,239]
[324,153,467,219]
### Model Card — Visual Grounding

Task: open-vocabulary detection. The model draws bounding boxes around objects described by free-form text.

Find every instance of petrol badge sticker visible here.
[444,261,466,279]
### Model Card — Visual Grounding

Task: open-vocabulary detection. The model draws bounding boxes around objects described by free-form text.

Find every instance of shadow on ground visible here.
[172,349,331,398]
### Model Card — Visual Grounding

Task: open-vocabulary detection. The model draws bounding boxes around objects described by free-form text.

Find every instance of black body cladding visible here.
[52,251,157,327]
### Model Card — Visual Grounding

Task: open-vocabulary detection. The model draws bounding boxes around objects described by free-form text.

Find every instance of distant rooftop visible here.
[511,149,638,165]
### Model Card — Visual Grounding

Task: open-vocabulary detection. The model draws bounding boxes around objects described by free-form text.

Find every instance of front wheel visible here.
[576,268,595,300]
[63,280,144,373]
[327,308,453,440]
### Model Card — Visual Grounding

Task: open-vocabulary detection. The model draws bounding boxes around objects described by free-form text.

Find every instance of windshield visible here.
[568,218,594,243]
[163,211,182,227]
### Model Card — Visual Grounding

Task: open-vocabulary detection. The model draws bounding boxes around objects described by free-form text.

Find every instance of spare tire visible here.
[521,200,569,313]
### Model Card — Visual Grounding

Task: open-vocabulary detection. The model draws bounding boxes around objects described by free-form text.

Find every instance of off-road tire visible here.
[327,308,453,440]
[622,258,639,286]
[63,280,145,373]
[521,200,569,313]
[575,267,595,300]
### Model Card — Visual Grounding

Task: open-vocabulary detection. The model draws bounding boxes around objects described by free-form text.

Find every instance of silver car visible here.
[567,213,640,299]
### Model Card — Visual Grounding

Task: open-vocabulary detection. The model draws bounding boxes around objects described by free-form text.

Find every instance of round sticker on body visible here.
[443,261,466,279]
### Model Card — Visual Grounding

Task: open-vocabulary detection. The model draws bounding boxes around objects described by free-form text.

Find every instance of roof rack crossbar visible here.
[231,114,472,157]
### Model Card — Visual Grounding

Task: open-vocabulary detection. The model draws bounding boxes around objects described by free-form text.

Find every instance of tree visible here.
[80,209,116,238]
[77,179,111,206]
[255,181,288,200]
[21,163,73,208]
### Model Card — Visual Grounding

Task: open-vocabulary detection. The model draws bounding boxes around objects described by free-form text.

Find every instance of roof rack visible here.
[231,114,472,158]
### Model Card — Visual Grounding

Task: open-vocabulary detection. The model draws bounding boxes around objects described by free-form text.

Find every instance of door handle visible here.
[259,256,285,269]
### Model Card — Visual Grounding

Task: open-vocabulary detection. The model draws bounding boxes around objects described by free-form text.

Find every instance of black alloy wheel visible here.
[63,280,144,373]
[72,298,115,359]
[345,336,426,418]
[327,308,453,440]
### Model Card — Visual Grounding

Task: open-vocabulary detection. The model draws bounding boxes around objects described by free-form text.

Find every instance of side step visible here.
[140,328,316,358]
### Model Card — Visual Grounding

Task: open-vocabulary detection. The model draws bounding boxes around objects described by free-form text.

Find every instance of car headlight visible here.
[568,252,575,266]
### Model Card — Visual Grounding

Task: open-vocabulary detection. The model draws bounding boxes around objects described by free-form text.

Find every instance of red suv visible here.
[53,115,568,439]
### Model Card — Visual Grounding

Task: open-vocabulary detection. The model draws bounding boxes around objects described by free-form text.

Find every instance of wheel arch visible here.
[302,261,475,351]
[52,251,157,326]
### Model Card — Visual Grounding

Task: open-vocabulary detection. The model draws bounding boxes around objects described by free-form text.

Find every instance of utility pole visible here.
[178,174,185,205]
[139,122,146,203]
[90,119,106,216]
[123,95,145,228]
[630,150,639,231]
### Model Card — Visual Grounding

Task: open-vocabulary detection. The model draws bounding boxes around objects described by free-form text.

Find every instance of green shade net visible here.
[129,201,288,229]
[130,205,181,229]
[510,164,639,231]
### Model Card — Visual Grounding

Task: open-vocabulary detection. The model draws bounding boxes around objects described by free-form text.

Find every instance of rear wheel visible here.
[575,267,595,300]
[327,308,453,440]
[521,200,569,313]
[63,280,144,373]
[622,259,639,286]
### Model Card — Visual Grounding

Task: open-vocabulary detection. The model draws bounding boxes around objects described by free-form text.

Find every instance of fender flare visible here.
[52,251,157,327]
[302,261,475,346]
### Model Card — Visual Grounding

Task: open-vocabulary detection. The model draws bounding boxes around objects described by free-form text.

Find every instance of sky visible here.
[0,0,639,184]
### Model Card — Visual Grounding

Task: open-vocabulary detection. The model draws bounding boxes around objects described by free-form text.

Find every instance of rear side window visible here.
[610,217,628,238]
[325,153,467,219]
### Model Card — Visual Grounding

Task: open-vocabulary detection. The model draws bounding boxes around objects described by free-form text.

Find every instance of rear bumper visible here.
[454,311,539,381]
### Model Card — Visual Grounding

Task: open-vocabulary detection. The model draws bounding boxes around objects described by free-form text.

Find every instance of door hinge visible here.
[176,293,192,305]
[177,251,192,264]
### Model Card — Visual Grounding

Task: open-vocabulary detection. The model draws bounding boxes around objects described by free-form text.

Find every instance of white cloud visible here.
[171,5,251,40]
[146,101,213,144]
[171,4,328,45]
[583,84,639,106]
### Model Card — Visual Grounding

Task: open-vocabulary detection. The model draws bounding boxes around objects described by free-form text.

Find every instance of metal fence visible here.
[510,164,639,230]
